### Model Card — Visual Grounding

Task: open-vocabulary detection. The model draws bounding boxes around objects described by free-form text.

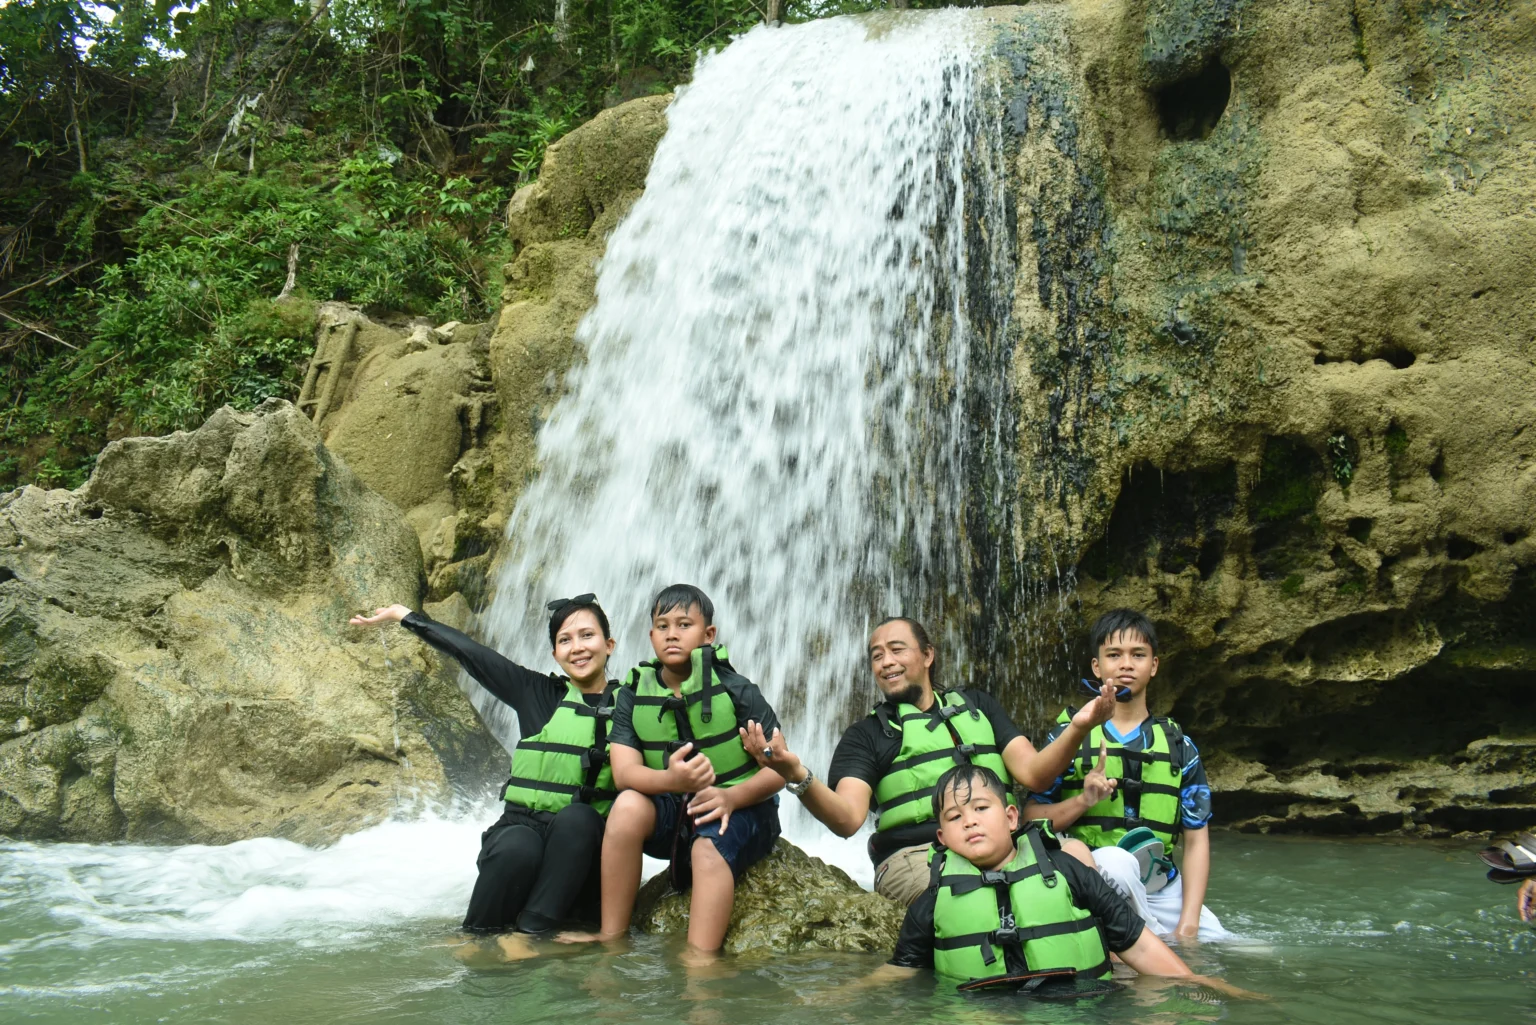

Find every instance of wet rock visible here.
[633,839,904,955]
[0,400,498,843]
[1002,0,1536,835]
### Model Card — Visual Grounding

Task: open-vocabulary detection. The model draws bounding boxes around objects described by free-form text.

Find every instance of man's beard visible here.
[883,681,925,707]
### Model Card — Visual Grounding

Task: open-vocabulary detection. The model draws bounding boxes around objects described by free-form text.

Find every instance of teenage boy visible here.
[1024,608,1226,941]
[862,764,1194,992]
[742,616,1116,904]
[559,584,785,952]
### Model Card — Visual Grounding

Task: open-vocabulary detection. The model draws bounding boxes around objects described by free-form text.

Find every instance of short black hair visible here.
[872,615,938,684]
[1089,608,1158,657]
[931,763,1010,820]
[548,597,611,647]
[651,583,713,625]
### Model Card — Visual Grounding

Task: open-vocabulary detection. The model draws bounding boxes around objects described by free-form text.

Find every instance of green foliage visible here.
[1280,572,1304,597]
[1250,436,1322,524]
[1328,431,1356,489]
[0,0,786,488]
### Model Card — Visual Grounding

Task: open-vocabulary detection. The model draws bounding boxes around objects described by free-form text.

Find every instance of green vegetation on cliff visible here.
[0,0,796,488]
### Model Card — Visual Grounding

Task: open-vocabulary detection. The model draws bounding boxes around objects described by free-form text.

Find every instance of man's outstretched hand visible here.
[740,720,806,783]
[1071,682,1118,730]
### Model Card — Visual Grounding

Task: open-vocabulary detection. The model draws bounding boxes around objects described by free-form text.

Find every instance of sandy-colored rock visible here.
[0,400,499,843]
[634,839,903,955]
[979,0,1536,835]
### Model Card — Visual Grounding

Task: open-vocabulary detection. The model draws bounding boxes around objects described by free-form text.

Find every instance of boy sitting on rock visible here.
[868,764,1193,992]
[559,584,785,952]
[1024,608,1227,941]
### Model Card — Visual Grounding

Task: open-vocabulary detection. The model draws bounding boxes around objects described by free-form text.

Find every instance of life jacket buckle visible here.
[938,703,964,721]
[577,785,599,805]
[954,742,977,763]
[979,869,1008,887]
[1121,778,1143,795]
[991,925,1020,945]
[664,740,689,758]
[581,747,606,771]
[594,705,615,720]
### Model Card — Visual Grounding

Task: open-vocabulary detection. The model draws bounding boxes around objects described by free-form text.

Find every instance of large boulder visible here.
[633,839,904,955]
[0,400,499,843]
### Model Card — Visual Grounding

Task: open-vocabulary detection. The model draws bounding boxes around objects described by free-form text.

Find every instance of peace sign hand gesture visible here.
[1080,739,1118,806]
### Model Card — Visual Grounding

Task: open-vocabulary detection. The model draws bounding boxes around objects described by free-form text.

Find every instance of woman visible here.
[351,594,622,952]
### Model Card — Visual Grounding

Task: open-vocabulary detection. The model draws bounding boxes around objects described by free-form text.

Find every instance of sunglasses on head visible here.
[546,593,597,611]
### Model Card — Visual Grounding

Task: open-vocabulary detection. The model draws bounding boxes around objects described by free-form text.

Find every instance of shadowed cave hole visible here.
[0,566,14,585]
[1079,462,1237,582]
[1313,343,1416,369]
[1446,534,1483,560]
[1249,437,1325,579]
[1154,59,1232,141]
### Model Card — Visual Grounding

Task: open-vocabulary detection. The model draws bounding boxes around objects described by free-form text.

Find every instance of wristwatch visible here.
[786,769,816,798]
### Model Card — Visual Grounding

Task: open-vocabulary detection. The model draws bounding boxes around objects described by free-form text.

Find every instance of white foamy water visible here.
[0,812,484,949]
[481,13,1008,846]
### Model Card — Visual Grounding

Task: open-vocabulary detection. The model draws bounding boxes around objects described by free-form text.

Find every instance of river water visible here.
[5,9,1530,1024]
[1,816,1530,1023]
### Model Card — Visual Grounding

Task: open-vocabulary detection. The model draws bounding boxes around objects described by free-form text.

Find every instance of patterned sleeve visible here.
[1178,734,1212,828]
[1027,721,1072,803]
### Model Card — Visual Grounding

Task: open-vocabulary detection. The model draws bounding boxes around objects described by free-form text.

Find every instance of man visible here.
[743,615,1114,904]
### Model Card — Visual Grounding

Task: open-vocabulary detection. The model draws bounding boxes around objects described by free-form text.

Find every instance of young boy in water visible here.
[1024,609,1227,941]
[559,584,785,952]
[861,764,1193,992]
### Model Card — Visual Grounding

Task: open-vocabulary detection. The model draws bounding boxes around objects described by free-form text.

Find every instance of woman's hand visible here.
[688,786,737,832]
[350,604,411,626]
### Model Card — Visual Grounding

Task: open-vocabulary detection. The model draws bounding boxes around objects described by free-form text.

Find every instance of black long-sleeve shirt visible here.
[400,610,613,736]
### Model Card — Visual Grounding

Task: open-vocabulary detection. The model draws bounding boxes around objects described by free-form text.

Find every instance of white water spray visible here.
[482,14,1012,845]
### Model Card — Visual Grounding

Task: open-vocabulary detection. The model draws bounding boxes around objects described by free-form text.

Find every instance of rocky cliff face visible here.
[996,0,1535,835]
[0,401,498,843]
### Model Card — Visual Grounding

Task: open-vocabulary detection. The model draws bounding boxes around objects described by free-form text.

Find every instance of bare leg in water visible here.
[557,789,655,944]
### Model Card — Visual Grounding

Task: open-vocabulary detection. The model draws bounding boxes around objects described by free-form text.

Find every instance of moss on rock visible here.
[633,840,903,955]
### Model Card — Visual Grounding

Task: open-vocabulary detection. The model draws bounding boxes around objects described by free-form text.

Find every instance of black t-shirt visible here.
[826,689,1024,864]
[400,611,614,737]
[888,848,1146,970]
[608,658,781,752]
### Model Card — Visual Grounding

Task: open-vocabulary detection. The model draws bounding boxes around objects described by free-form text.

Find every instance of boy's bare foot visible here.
[496,933,539,961]
[555,929,623,944]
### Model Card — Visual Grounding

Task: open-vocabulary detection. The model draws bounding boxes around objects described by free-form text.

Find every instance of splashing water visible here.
[481,14,1016,836]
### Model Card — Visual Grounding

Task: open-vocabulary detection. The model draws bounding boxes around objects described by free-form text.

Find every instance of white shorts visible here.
[1092,845,1231,942]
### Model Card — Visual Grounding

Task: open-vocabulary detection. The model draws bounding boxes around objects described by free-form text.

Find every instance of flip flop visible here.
[1500,840,1536,869]
[1480,846,1516,871]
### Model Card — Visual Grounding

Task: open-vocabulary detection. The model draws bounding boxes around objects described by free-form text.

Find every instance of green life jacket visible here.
[930,823,1112,986]
[503,679,623,815]
[1055,710,1185,852]
[626,644,758,788]
[872,690,1013,833]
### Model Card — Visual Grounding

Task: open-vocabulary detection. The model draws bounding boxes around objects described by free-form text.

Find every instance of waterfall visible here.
[479,11,1018,838]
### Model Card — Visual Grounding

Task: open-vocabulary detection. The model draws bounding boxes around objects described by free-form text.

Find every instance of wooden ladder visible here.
[297,318,359,426]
